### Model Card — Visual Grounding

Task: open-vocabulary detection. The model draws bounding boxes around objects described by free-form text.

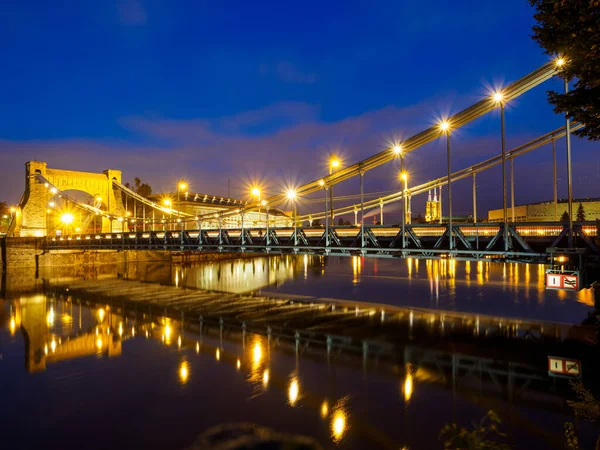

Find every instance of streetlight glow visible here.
[286,189,297,200]
[251,187,261,198]
[400,172,408,181]
[95,196,102,202]
[60,213,74,225]
[330,157,340,169]
[439,120,450,132]
[493,91,504,103]
[261,199,267,206]
[319,179,325,187]
[10,206,16,213]
[393,144,402,155]
[164,199,171,206]
[555,57,565,67]
[179,182,187,190]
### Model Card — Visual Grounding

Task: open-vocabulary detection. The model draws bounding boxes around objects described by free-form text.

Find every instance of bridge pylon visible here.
[9,161,127,237]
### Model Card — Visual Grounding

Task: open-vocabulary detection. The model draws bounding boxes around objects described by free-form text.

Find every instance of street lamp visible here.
[251,187,262,228]
[400,171,409,248]
[439,119,453,250]
[329,157,340,223]
[287,189,297,246]
[61,212,74,236]
[177,181,187,229]
[492,90,508,251]
[164,199,172,231]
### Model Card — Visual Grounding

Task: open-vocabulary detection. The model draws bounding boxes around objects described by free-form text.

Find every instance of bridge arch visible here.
[10,161,127,236]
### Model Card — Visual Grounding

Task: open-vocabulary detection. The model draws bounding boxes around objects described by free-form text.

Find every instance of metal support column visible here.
[510,157,515,222]
[472,173,477,224]
[266,207,270,247]
[293,202,297,246]
[401,159,406,249]
[446,131,453,250]
[241,212,245,246]
[552,138,558,221]
[360,170,365,248]
[325,187,329,247]
[379,200,383,225]
[565,79,573,247]
[439,184,443,225]
[501,102,508,251]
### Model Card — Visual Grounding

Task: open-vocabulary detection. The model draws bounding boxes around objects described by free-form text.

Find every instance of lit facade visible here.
[425,189,441,223]
[148,193,291,229]
[488,198,600,222]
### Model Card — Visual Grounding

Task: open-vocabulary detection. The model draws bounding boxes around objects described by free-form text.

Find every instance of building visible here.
[488,198,600,222]
[425,188,441,223]
[146,193,291,229]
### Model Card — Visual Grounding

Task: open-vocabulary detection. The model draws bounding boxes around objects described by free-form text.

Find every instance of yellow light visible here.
[236,359,241,370]
[216,348,221,361]
[261,199,267,206]
[95,196,102,202]
[439,120,450,132]
[319,179,325,187]
[75,227,81,233]
[10,206,17,213]
[331,411,347,442]
[263,369,270,387]
[556,57,565,67]
[178,335,182,348]
[46,209,51,214]
[400,172,408,181]
[96,337,103,349]
[179,361,189,384]
[493,91,504,103]
[321,401,329,418]
[126,211,131,216]
[286,189,297,200]
[288,378,300,406]
[393,144,402,155]
[50,338,57,353]
[98,308,105,321]
[253,342,263,364]
[60,213,74,225]
[9,317,16,335]
[44,344,48,355]
[165,324,172,339]
[118,323,123,337]
[403,373,414,403]
[47,307,55,326]
[164,199,171,206]
[131,327,135,337]
[196,342,200,354]
[251,187,260,197]
[50,187,58,194]
[179,182,187,190]
[330,158,340,169]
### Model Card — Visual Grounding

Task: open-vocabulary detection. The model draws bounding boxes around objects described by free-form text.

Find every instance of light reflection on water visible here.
[1,291,598,450]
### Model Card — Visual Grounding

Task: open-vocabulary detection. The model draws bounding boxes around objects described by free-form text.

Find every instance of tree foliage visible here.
[529,0,600,140]
[561,211,570,222]
[566,380,600,450]
[440,410,510,450]
[576,202,586,221]
[124,177,152,198]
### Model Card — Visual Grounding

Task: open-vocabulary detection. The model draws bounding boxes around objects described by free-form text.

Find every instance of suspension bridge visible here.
[4,57,600,285]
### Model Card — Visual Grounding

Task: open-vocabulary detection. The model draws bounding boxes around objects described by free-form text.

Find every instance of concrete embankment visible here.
[0,237,256,271]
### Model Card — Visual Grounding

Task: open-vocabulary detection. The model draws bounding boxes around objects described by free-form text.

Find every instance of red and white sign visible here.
[546,272,579,291]
[548,356,581,377]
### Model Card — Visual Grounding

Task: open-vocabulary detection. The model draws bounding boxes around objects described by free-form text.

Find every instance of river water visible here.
[1,256,598,449]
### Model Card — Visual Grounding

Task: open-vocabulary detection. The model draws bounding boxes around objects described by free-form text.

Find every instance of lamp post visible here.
[252,187,261,228]
[287,189,297,246]
[439,120,453,250]
[320,179,329,247]
[329,157,340,223]
[493,91,509,252]
[164,199,172,231]
[400,171,408,249]
[177,181,187,230]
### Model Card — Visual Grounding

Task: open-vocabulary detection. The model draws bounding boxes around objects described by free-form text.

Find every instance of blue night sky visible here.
[0,0,598,219]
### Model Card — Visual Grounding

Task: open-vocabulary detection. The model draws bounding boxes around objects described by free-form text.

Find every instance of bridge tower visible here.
[9,161,127,237]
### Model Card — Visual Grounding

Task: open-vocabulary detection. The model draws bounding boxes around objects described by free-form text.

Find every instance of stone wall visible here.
[1,237,261,272]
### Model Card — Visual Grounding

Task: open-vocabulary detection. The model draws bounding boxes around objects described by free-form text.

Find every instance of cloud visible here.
[259,62,317,84]
[2,100,598,221]
[117,0,147,26]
